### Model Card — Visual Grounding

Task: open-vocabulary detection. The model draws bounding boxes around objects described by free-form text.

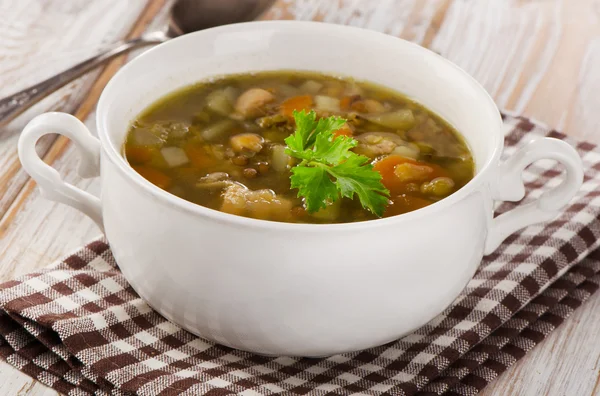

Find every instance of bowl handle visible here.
[484,137,583,255]
[18,112,103,231]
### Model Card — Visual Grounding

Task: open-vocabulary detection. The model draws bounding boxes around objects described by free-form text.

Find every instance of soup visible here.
[124,71,474,223]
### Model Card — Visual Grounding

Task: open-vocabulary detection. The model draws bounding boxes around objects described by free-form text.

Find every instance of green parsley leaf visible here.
[284,110,317,155]
[312,133,357,165]
[285,110,390,217]
[289,165,339,212]
[312,116,346,142]
[328,155,390,217]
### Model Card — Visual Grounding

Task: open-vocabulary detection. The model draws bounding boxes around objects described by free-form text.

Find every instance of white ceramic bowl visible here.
[18,21,583,356]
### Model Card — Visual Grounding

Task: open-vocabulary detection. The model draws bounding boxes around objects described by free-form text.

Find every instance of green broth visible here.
[124,71,474,223]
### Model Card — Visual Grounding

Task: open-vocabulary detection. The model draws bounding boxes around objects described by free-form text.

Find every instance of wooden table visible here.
[1,1,599,394]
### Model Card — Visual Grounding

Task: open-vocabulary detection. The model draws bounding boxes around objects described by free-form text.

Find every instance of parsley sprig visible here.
[284,110,390,217]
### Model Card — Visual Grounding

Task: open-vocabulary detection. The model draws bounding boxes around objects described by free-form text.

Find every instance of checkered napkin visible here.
[1,114,600,396]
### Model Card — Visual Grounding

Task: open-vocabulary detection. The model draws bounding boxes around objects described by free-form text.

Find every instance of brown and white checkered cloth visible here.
[1,113,599,396]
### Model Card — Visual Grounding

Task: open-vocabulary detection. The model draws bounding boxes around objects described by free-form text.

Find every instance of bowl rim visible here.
[97,20,504,231]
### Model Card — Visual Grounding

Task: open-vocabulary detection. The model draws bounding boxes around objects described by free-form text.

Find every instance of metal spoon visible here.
[0,0,274,127]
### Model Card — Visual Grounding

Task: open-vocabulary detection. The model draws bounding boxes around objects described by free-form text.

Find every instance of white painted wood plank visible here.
[275,0,600,140]
[0,128,102,279]
[562,36,600,141]
[272,0,448,41]
[0,0,147,133]
[0,0,173,269]
[0,363,58,396]
[0,0,147,217]
[0,0,149,393]
[429,0,600,140]
[483,291,600,396]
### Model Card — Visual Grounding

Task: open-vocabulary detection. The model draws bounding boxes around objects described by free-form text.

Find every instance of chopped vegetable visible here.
[414,141,435,155]
[277,84,299,97]
[340,96,353,111]
[126,146,155,164]
[206,89,234,116]
[363,99,385,113]
[261,128,288,143]
[323,81,343,96]
[394,162,434,182]
[373,155,448,195]
[351,100,367,112]
[256,113,288,128]
[350,99,385,113]
[161,147,189,168]
[193,110,211,124]
[315,95,341,112]
[124,71,475,224]
[281,95,313,117]
[420,177,455,196]
[223,86,238,103]
[162,122,189,138]
[366,109,415,129]
[391,145,419,159]
[344,81,364,96]
[333,123,353,139]
[270,144,291,172]
[131,128,165,146]
[311,199,341,221]
[133,166,172,189]
[201,120,236,141]
[299,80,323,94]
[284,110,389,216]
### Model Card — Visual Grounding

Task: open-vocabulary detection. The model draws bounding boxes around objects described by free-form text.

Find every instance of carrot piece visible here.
[184,143,217,168]
[333,123,353,139]
[384,194,433,217]
[281,95,313,117]
[126,146,155,164]
[373,155,413,194]
[373,155,447,195]
[334,129,353,138]
[133,166,172,189]
[340,96,352,111]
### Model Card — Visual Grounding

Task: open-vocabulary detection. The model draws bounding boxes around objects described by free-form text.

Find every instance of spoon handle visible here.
[0,32,168,128]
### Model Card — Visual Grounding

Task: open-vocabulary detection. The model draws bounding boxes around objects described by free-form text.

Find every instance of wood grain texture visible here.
[483,292,600,396]
[0,0,167,393]
[0,0,599,395]
[0,0,148,220]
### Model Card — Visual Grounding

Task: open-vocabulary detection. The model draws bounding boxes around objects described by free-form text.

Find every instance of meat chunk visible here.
[196,172,232,189]
[230,133,264,153]
[220,183,293,221]
[354,132,407,158]
[234,88,275,118]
